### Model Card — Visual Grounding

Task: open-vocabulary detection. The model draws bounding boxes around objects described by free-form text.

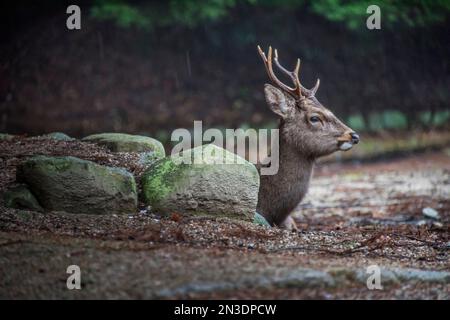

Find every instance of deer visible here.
[256,46,360,231]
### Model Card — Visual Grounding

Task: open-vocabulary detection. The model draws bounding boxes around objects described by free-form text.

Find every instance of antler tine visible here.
[264,46,295,93]
[274,50,322,97]
[273,49,303,98]
[311,78,320,95]
[294,58,300,76]
[257,45,302,99]
[273,49,296,81]
[257,45,268,62]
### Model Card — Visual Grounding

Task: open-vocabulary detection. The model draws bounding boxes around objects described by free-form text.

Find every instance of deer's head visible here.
[258,46,359,158]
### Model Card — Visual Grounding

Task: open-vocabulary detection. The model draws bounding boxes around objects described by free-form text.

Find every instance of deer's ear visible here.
[264,84,294,118]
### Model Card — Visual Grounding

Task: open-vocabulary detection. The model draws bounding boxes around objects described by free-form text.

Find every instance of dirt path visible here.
[0,139,449,299]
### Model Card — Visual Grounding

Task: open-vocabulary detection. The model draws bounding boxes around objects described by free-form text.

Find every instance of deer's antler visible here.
[257,45,303,100]
[257,45,320,99]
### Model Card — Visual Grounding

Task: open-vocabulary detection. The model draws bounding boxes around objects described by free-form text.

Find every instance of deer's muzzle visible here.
[350,132,360,144]
[338,132,359,151]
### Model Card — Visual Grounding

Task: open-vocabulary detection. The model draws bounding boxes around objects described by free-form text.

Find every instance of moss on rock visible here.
[141,144,259,221]
[82,133,165,158]
[0,133,15,140]
[3,184,43,212]
[40,132,75,141]
[17,156,137,215]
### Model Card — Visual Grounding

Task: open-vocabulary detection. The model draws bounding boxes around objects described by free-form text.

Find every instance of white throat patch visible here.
[339,142,353,151]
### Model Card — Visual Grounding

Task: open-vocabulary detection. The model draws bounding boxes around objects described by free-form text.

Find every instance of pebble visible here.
[432,222,443,229]
[416,220,427,226]
[422,207,440,220]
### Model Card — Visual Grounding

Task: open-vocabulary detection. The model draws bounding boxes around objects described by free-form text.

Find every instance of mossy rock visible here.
[254,212,271,227]
[141,144,259,221]
[3,184,43,212]
[40,132,75,141]
[139,152,165,166]
[17,156,137,215]
[0,133,15,140]
[82,133,165,157]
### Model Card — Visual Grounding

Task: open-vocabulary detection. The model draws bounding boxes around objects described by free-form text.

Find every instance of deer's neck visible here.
[276,139,315,192]
[257,135,315,226]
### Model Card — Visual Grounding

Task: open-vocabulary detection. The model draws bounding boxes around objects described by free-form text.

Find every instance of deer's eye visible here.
[309,116,320,124]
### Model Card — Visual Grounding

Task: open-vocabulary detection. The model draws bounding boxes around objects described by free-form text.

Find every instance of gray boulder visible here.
[40,132,75,141]
[3,184,43,212]
[141,144,259,221]
[17,156,137,215]
[82,133,165,157]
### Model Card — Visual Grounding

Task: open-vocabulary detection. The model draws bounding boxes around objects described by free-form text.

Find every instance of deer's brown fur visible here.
[256,46,359,230]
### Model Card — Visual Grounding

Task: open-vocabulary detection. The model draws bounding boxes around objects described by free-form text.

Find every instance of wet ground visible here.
[0,138,449,299]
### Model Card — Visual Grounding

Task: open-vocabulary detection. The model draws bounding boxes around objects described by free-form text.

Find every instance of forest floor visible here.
[0,137,449,299]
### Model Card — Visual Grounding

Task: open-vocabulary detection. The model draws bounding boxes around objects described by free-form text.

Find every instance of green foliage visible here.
[90,0,450,30]
[310,0,450,30]
[347,110,450,132]
[347,114,365,132]
[91,0,151,29]
[91,0,247,29]
[382,110,408,129]
[169,0,237,27]
[369,110,407,131]
[419,110,450,126]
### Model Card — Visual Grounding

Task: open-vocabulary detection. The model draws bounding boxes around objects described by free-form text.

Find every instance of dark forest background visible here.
[1,0,449,143]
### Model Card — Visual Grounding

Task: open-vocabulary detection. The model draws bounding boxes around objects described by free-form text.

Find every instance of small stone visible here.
[422,207,440,220]
[254,212,271,227]
[416,219,427,226]
[432,221,443,229]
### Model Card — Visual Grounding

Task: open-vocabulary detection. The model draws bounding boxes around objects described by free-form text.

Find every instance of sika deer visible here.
[256,46,359,230]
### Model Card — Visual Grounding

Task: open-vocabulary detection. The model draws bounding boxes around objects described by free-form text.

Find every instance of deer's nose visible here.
[350,132,360,144]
